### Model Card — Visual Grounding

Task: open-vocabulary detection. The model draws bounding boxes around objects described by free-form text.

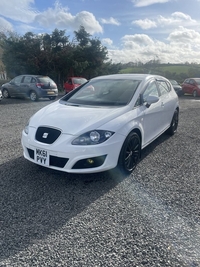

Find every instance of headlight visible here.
[72,130,114,145]
[24,120,30,135]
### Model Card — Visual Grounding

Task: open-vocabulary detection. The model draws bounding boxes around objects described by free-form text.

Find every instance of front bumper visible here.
[21,128,125,174]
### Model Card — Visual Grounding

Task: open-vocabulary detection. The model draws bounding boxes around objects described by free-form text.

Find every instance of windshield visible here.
[73,78,87,84]
[170,80,178,85]
[61,79,141,106]
[194,79,200,85]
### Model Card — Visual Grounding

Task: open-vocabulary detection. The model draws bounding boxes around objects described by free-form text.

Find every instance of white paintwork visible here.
[21,74,179,173]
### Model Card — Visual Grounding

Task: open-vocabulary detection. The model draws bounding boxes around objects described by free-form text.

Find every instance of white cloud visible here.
[132,12,197,31]
[132,18,157,29]
[0,17,13,32]
[132,0,171,7]
[0,0,36,23]
[122,34,154,47]
[107,28,200,64]
[158,12,196,27]
[34,4,103,34]
[167,26,200,43]
[101,17,121,26]
[102,38,113,46]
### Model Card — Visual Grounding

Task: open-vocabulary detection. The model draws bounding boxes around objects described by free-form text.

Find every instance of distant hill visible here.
[119,63,200,83]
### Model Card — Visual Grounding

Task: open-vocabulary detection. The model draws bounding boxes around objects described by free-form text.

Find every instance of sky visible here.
[1,0,200,64]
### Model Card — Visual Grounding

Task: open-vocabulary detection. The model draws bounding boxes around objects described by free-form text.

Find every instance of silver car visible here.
[1,75,58,101]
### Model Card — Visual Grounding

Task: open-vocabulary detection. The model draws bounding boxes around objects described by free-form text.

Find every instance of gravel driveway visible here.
[0,96,200,267]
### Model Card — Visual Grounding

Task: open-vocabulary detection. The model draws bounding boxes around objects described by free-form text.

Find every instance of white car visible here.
[0,89,2,101]
[21,74,179,174]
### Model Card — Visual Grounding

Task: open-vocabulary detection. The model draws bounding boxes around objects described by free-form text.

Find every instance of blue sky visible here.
[1,0,200,64]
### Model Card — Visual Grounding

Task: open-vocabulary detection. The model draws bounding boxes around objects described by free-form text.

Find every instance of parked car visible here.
[169,79,183,96]
[1,75,58,101]
[64,77,87,93]
[0,89,2,101]
[22,74,179,174]
[181,78,200,97]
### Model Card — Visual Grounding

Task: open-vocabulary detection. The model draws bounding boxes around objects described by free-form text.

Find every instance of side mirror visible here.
[144,95,159,108]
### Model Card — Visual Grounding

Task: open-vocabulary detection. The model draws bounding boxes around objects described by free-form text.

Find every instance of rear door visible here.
[141,80,163,145]
[157,80,175,129]
[188,79,196,94]
[20,76,32,96]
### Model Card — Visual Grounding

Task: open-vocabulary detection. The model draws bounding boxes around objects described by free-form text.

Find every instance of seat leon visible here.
[21,74,179,174]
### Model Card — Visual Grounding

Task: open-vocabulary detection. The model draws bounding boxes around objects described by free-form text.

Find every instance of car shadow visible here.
[0,131,171,260]
[0,156,127,260]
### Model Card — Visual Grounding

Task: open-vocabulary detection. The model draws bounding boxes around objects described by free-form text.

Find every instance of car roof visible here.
[90,73,167,81]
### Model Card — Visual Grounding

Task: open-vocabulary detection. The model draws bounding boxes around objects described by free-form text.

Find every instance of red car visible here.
[182,78,200,97]
[63,77,87,93]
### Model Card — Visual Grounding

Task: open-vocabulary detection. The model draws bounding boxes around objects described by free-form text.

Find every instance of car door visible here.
[156,80,175,130]
[188,79,196,95]
[141,80,163,146]
[20,76,32,97]
[9,76,23,96]
[65,78,74,92]
[182,79,190,94]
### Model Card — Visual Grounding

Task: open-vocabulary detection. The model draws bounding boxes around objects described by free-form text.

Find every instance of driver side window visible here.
[143,81,159,102]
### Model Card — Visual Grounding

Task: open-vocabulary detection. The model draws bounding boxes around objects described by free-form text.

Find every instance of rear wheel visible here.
[2,88,10,98]
[118,132,141,174]
[193,90,197,97]
[167,109,179,135]
[30,91,38,101]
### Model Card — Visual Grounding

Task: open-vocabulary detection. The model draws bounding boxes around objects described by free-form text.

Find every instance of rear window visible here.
[37,77,54,83]
[72,78,87,84]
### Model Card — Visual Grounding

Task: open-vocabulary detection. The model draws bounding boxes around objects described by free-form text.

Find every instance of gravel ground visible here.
[0,95,200,267]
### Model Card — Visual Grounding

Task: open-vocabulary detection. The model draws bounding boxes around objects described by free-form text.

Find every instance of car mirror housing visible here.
[145,95,159,108]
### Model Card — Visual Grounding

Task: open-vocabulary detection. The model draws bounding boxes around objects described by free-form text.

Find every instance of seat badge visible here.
[42,133,49,138]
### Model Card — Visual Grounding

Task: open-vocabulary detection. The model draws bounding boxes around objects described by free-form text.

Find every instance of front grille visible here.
[35,127,61,144]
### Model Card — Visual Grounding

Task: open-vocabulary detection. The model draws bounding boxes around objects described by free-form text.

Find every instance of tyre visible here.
[167,109,179,136]
[193,90,197,97]
[2,88,10,98]
[118,132,141,174]
[49,96,56,100]
[30,91,38,101]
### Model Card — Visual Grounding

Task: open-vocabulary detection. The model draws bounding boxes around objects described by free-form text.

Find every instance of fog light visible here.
[87,159,94,164]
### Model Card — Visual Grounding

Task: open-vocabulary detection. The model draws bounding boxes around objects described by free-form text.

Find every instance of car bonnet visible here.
[29,101,129,135]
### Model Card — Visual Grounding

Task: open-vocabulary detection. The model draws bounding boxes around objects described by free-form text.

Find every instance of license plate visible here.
[35,148,49,166]
[47,91,54,95]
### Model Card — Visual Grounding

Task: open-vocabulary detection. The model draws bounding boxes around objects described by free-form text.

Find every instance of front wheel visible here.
[118,132,141,174]
[193,90,197,97]
[167,109,179,135]
[2,88,10,98]
[30,91,38,101]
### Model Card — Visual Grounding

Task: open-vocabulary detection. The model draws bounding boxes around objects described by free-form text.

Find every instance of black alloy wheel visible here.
[118,132,141,174]
[2,88,10,98]
[167,109,179,136]
[30,91,38,101]
[193,90,197,97]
